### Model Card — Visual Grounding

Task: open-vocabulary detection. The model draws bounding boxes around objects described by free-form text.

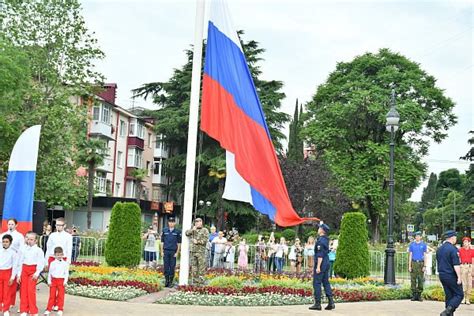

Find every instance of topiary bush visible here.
[334,212,370,279]
[281,228,296,242]
[105,202,142,267]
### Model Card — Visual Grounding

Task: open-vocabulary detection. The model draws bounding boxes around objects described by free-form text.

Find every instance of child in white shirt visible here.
[0,234,18,316]
[44,247,69,315]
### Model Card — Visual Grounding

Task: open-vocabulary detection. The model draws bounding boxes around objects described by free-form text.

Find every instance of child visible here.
[0,234,18,316]
[18,232,45,316]
[44,247,69,315]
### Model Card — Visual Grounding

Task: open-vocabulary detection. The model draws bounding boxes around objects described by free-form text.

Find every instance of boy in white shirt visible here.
[44,247,69,315]
[45,218,72,266]
[18,232,45,316]
[0,234,18,316]
[1,218,25,310]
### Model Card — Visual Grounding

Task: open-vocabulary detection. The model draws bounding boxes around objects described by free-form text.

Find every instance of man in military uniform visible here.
[185,218,209,286]
[436,230,463,316]
[408,231,428,301]
[309,222,335,311]
[160,217,181,287]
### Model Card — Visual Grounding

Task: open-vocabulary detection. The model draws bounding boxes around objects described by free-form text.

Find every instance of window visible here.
[146,161,151,176]
[129,123,135,136]
[137,123,145,139]
[125,180,135,198]
[95,171,107,194]
[147,133,152,148]
[127,148,143,168]
[152,187,160,201]
[92,106,100,120]
[117,151,123,168]
[115,182,121,196]
[153,158,166,176]
[119,120,126,137]
[101,104,111,124]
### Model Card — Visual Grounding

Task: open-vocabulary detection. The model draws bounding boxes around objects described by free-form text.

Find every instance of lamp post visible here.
[198,200,212,224]
[384,89,400,285]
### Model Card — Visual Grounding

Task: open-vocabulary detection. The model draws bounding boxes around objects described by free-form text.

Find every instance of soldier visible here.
[309,222,335,311]
[436,230,463,316]
[408,231,428,301]
[160,217,181,288]
[185,218,209,286]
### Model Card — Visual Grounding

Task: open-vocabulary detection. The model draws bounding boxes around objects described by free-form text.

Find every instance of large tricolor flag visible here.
[2,125,41,234]
[201,0,314,227]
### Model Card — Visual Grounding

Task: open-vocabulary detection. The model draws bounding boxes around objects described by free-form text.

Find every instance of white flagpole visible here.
[178,0,206,286]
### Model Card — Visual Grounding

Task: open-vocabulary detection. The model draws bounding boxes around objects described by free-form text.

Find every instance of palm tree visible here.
[77,138,107,229]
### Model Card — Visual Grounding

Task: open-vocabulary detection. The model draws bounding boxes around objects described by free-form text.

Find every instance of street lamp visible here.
[198,200,212,223]
[384,89,400,285]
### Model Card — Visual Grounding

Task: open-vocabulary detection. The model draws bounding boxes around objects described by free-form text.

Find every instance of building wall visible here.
[142,125,155,201]
[113,111,129,198]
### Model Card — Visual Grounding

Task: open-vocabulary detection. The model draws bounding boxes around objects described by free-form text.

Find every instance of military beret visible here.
[168,216,176,222]
[414,231,422,236]
[444,230,456,238]
[462,237,471,243]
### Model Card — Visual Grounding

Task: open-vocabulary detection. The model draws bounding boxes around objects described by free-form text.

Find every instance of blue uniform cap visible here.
[319,223,330,233]
[444,230,456,238]
[168,216,175,222]
[414,231,422,236]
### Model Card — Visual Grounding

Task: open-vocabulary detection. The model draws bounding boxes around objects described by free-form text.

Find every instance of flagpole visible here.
[178,0,206,286]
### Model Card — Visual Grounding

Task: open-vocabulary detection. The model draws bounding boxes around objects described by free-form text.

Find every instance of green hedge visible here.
[105,202,142,267]
[334,212,370,279]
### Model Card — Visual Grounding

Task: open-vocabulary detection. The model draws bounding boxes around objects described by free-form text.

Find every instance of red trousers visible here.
[46,278,65,312]
[20,264,38,314]
[0,268,12,312]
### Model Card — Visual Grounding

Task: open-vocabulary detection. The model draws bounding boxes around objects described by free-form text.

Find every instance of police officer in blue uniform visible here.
[160,217,181,287]
[309,222,335,311]
[436,230,463,316]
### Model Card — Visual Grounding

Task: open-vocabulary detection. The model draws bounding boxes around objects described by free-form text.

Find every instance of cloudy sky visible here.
[81,0,473,200]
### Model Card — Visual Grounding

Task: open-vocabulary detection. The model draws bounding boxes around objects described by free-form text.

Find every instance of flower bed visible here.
[157,292,314,306]
[69,277,160,293]
[66,284,146,301]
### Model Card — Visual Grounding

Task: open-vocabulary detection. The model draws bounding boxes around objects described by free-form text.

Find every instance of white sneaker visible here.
[4,311,10,316]
[20,313,27,316]
[57,311,63,316]
[52,306,59,312]
[44,311,50,315]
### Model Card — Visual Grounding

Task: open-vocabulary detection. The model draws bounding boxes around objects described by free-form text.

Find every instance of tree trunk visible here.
[367,197,380,243]
[87,162,94,230]
[217,179,225,231]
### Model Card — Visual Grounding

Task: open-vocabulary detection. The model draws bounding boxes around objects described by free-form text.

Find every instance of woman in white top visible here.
[142,227,157,269]
[304,236,315,271]
[224,241,235,270]
[275,237,288,273]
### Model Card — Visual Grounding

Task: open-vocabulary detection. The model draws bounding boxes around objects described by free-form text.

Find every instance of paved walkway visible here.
[27,284,474,315]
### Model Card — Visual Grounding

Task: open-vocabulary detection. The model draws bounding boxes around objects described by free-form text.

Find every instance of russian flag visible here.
[201,0,313,227]
[2,125,41,234]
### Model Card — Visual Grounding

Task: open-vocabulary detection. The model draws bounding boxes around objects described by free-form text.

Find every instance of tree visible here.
[287,99,304,162]
[420,173,438,210]
[436,168,463,193]
[460,131,474,161]
[0,0,104,209]
[303,49,456,241]
[105,202,142,267]
[334,212,370,279]
[133,31,289,231]
[280,156,351,231]
[77,137,107,229]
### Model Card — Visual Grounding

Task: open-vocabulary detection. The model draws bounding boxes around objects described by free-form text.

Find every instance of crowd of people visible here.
[0,217,75,316]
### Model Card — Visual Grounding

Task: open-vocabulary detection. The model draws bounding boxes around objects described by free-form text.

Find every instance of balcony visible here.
[154,147,169,158]
[95,177,107,197]
[96,157,114,173]
[128,137,144,149]
[90,120,113,140]
[152,174,168,185]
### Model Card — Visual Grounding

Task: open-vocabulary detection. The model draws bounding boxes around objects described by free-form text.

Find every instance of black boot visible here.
[440,305,454,316]
[416,292,423,302]
[309,299,322,310]
[325,296,335,310]
[168,275,174,288]
[164,275,170,288]
[411,292,417,301]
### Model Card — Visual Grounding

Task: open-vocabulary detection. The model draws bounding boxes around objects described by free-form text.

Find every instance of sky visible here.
[81,0,473,201]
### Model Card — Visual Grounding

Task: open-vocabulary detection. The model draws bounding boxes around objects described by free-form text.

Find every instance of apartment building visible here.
[65,84,176,231]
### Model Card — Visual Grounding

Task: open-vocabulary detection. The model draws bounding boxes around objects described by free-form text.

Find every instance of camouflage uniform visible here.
[185,226,209,286]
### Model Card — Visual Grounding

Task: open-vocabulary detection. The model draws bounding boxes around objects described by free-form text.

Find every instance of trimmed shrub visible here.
[208,276,244,289]
[334,212,370,279]
[105,202,142,267]
[281,228,296,241]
